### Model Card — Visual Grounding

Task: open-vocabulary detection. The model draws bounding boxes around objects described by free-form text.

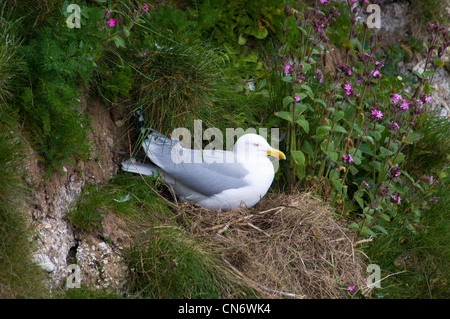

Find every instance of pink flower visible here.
[375,61,384,68]
[343,81,352,96]
[391,93,402,104]
[427,176,439,185]
[107,19,116,27]
[363,181,370,188]
[370,108,383,119]
[294,96,301,102]
[142,3,149,12]
[284,64,292,75]
[315,69,324,83]
[347,285,356,293]
[416,99,424,109]
[392,122,400,130]
[320,0,328,4]
[343,154,354,164]
[317,26,322,33]
[105,10,110,16]
[348,155,354,164]
[400,99,409,110]
[371,70,381,78]
[424,94,432,103]
[390,193,401,204]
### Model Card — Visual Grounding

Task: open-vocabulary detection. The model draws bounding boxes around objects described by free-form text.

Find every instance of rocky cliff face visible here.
[376,0,450,116]
[26,93,131,292]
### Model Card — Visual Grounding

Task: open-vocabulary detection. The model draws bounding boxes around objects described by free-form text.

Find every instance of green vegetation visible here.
[0,127,49,298]
[68,174,174,231]
[125,227,255,298]
[68,174,256,298]
[0,0,448,299]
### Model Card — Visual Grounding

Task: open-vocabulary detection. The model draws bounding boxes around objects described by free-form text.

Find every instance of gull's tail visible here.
[121,157,159,177]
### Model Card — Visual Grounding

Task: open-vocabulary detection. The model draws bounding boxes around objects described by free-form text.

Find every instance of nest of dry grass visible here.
[184,192,370,299]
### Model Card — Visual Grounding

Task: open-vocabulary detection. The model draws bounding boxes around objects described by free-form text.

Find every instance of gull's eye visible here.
[254,143,259,147]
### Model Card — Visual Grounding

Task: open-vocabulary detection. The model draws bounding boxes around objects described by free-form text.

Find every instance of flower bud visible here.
[389,167,401,179]
[284,4,292,17]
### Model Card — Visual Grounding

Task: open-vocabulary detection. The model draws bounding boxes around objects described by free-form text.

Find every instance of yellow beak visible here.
[267,148,286,160]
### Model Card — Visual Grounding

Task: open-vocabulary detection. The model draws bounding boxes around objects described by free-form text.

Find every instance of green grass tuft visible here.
[125,227,255,299]
[67,173,256,298]
[0,125,49,298]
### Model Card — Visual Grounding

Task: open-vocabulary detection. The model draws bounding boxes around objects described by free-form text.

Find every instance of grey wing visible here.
[150,148,250,196]
[166,161,250,196]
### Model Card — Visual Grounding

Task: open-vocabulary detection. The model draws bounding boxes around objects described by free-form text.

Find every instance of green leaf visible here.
[423,70,437,78]
[112,35,125,48]
[316,125,331,136]
[294,92,308,101]
[328,151,338,162]
[359,143,374,155]
[433,58,444,68]
[401,170,424,191]
[334,111,344,122]
[333,125,347,134]
[379,147,393,157]
[351,38,363,51]
[291,150,306,166]
[412,70,423,79]
[123,26,130,37]
[363,135,374,145]
[296,165,306,180]
[282,76,293,83]
[297,26,308,35]
[238,34,247,45]
[356,197,364,209]
[331,179,342,194]
[256,79,267,91]
[372,161,382,172]
[404,131,423,144]
[302,63,311,72]
[373,225,388,235]
[302,141,314,157]
[300,84,313,94]
[251,27,268,39]
[370,130,381,141]
[349,165,359,175]
[376,124,385,133]
[274,111,293,123]
[295,117,310,133]
[293,103,308,115]
[423,82,432,94]
[360,227,376,236]
[283,96,294,108]
[393,152,405,165]
[314,98,327,107]
[348,222,359,229]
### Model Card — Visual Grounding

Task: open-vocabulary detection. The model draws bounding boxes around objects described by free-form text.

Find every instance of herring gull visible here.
[121,130,285,210]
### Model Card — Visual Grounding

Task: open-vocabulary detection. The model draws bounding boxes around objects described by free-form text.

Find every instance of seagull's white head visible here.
[234,134,286,160]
